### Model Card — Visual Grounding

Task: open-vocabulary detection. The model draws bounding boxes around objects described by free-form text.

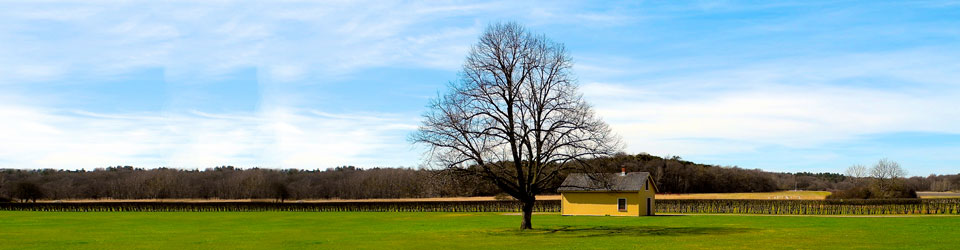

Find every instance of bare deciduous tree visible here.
[846,164,868,178]
[846,164,868,185]
[871,158,907,196]
[412,22,621,230]
[13,181,44,203]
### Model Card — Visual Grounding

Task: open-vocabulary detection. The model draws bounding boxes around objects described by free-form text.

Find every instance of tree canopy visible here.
[412,22,620,229]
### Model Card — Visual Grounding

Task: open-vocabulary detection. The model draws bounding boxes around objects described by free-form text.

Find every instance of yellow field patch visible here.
[656,191,831,200]
[917,192,960,199]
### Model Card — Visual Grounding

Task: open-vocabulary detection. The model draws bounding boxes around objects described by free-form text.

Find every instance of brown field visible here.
[917,191,960,199]
[656,191,831,200]
[35,191,838,203]
[33,191,960,203]
[36,196,518,203]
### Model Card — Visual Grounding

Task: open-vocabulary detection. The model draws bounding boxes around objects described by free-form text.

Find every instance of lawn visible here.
[1,212,958,249]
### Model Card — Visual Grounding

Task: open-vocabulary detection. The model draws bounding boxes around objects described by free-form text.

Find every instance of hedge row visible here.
[2,199,958,215]
[656,199,960,215]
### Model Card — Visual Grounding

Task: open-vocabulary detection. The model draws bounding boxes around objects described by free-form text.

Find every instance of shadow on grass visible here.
[489,225,755,238]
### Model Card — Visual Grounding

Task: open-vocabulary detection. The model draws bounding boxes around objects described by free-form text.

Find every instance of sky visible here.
[1,0,959,176]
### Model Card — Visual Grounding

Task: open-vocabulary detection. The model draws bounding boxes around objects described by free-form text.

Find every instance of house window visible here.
[645,181,649,190]
[618,198,627,212]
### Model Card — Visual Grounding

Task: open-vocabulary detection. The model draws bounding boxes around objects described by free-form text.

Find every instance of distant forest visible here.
[1,154,958,201]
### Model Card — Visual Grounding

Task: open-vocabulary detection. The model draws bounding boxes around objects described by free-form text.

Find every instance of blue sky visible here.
[1,1,959,176]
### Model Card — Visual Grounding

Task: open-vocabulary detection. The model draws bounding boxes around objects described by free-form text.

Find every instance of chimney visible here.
[621,167,626,176]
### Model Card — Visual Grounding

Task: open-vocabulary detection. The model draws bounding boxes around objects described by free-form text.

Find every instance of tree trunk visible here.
[520,198,535,230]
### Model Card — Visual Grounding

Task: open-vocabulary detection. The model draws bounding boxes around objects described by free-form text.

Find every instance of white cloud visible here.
[0,1,495,84]
[581,82,653,98]
[0,105,419,169]
[0,1,653,85]
[0,1,498,170]
[582,49,960,158]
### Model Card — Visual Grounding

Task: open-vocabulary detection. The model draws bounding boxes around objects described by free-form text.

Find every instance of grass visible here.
[1,212,959,249]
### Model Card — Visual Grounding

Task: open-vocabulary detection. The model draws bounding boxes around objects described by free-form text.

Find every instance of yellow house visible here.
[558,171,658,216]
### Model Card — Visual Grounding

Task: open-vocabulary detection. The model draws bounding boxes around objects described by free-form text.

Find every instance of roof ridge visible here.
[557,172,650,192]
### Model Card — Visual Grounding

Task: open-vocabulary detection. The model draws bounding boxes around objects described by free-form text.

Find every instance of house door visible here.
[646,198,652,216]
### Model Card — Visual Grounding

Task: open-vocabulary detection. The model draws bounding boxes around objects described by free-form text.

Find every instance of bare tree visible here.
[272,181,290,203]
[871,158,907,196]
[846,164,868,185]
[13,181,44,203]
[846,164,868,178]
[412,22,621,230]
[0,174,7,202]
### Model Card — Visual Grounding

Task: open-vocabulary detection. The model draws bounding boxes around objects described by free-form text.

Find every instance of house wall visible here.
[561,191,654,216]
[642,178,656,216]
[560,177,658,216]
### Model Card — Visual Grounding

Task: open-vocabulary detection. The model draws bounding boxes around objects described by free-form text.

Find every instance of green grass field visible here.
[1,212,959,249]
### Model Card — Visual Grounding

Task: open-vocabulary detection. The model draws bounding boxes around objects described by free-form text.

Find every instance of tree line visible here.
[827,159,929,199]
[0,166,497,202]
[1,154,957,202]
[588,154,959,195]
[4,199,959,215]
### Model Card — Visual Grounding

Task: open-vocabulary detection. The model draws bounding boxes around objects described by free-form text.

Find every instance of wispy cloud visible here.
[0,104,419,169]
[0,1,495,84]
[583,49,960,160]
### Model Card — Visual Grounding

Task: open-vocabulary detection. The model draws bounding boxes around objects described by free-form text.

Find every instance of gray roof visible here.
[557,172,652,192]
